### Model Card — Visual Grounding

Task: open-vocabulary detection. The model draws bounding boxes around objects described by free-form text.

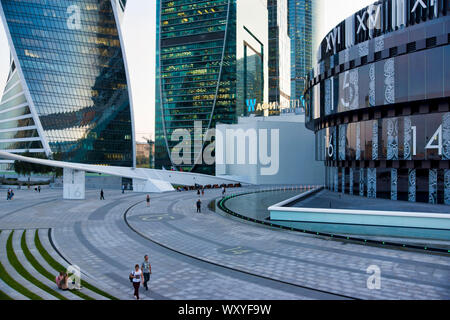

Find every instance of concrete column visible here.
[63,168,85,200]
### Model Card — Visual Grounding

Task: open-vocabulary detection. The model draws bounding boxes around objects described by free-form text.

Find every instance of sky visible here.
[0,0,374,143]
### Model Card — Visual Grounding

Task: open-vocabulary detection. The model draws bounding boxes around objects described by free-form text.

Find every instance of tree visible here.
[14,151,57,177]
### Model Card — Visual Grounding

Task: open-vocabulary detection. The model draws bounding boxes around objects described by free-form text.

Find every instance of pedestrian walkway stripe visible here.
[35,230,118,300]
[20,230,93,300]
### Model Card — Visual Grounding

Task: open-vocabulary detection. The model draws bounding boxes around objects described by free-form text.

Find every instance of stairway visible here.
[0,229,119,300]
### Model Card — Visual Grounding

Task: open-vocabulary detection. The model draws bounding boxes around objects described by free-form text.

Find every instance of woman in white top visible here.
[130,264,144,299]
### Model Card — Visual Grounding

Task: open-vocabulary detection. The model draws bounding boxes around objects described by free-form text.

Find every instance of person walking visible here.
[130,264,144,300]
[201,188,204,196]
[141,255,152,291]
[196,199,202,213]
[197,189,200,196]
[222,186,226,196]
[38,186,41,193]
[122,184,125,194]
[100,189,105,200]
[146,195,150,207]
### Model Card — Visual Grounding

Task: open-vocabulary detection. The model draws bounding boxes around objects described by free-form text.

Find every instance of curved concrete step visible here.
[12,230,83,300]
[0,278,29,300]
[0,230,56,300]
[36,229,111,300]
[27,229,108,300]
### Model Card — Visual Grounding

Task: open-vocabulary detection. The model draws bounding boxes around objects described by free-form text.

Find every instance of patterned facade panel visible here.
[387,118,398,160]
[339,124,347,160]
[367,168,377,198]
[372,121,378,160]
[359,168,365,197]
[429,169,438,204]
[445,169,450,205]
[391,168,397,200]
[369,64,376,107]
[403,117,412,160]
[408,169,416,202]
[443,113,450,160]
[384,58,395,105]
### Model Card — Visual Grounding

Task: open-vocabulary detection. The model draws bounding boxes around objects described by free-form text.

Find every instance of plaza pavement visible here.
[0,188,449,300]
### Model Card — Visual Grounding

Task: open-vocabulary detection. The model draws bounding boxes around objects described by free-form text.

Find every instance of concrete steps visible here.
[0,278,29,300]
[0,228,118,300]
[11,230,83,300]
[35,229,111,300]
[0,230,56,300]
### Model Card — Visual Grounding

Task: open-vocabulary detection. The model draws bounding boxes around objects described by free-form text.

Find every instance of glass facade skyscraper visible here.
[156,0,268,175]
[0,0,135,170]
[288,0,317,101]
[268,0,291,106]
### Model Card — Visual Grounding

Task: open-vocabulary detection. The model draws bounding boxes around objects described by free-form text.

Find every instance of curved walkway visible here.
[1,188,449,300]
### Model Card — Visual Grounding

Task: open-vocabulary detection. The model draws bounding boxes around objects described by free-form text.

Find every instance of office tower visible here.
[155,0,269,174]
[0,0,135,170]
[288,0,316,101]
[268,0,291,106]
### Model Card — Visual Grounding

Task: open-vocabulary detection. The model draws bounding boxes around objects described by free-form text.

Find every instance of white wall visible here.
[216,116,325,185]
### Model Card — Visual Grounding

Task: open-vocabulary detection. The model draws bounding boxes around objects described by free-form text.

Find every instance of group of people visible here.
[129,255,152,300]
[6,188,14,200]
[55,272,80,291]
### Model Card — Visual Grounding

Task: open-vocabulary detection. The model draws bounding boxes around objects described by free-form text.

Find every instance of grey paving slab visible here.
[2,187,449,300]
[126,189,450,300]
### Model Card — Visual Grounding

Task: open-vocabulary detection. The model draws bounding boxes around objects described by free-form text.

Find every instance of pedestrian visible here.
[55,271,64,289]
[146,195,150,207]
[141,255,152,291]
[122,184,125,194]
[60,273,69,291]
[100,189,105,200]
[197,189,200,196]
[196,199,202,213]
[222,186,226,196]
[38,186,41,193]
[201,188,204,196]
[6,189,10,200]
[130,264,144,300]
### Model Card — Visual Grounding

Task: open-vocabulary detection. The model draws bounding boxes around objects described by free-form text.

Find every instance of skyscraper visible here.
[288,0,317,102]
[0,0,135,170]
[155,0,269,174]
[268,0,291,106]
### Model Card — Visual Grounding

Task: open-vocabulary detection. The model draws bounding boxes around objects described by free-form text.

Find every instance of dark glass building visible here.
[305,0,450,205]
[268,0,291,105]
[155,0,269,174]
[288,0,316,101]
[0,0,135,170]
